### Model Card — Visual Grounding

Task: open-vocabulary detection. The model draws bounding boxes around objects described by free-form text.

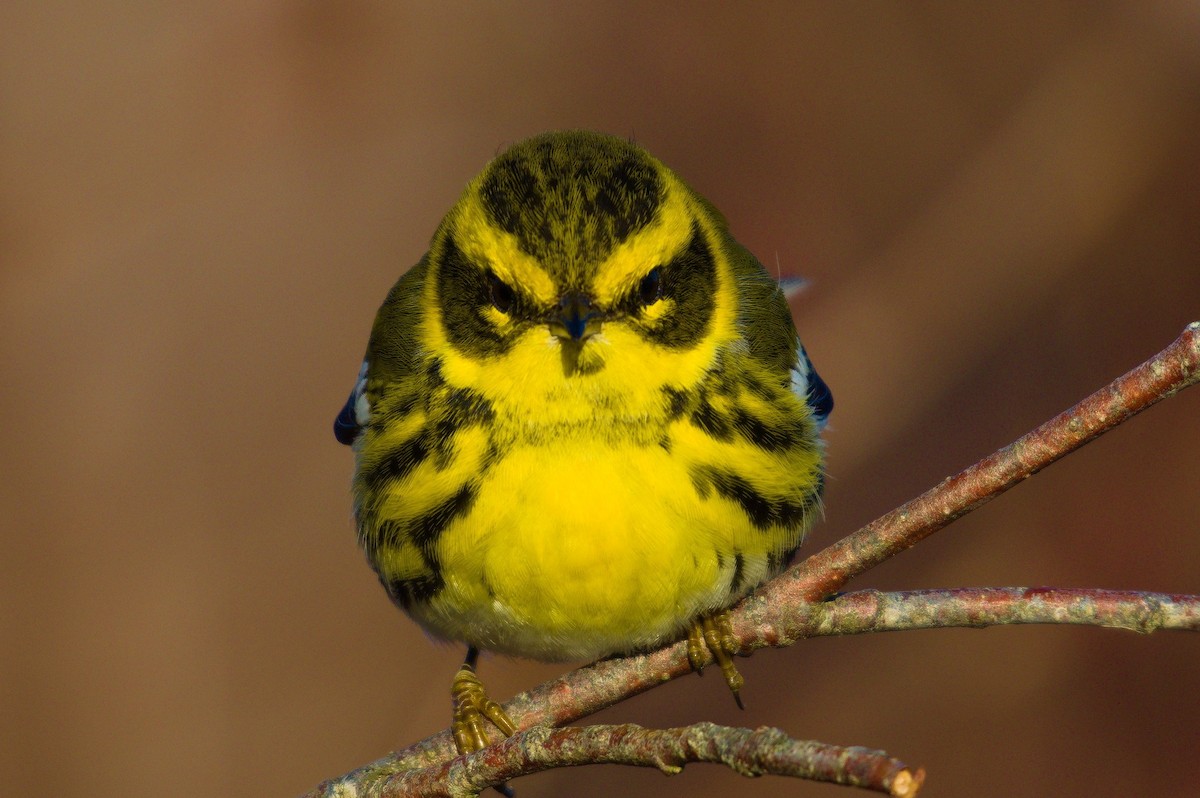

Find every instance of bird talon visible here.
[689,612,745,706]
[451,663,517,754]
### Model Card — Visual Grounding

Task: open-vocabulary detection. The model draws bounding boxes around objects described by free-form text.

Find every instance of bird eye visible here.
[487,270,515,313]
[637,266,663,307]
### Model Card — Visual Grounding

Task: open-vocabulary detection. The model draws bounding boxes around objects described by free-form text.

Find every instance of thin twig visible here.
[317,724,923,798]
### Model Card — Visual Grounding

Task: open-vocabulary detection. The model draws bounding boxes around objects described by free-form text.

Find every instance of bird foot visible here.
[686,611,745,708]
[451,663,517,754]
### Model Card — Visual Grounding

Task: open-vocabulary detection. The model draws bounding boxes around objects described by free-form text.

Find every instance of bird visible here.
[334,130,832,754]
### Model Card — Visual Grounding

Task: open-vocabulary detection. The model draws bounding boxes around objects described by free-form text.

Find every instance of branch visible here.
[760,587,1200,644]
[304,323,1200,796]
[344,724,922,798]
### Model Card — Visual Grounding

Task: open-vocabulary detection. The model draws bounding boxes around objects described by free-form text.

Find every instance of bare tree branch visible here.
[330,724,923,798]
[305,588,1196,798]
[304,323,1200,797]
[758,587,1200,645]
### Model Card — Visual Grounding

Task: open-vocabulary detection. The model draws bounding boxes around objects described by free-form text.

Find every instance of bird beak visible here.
[549,292,602,341]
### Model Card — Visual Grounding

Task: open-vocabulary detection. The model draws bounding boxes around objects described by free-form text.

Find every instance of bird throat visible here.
[558,336,606,377]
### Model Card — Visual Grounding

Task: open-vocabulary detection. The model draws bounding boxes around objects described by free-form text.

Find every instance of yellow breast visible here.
[360,333,820,660]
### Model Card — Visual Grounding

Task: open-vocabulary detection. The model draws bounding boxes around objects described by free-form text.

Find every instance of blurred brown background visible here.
[3,3,1198,797]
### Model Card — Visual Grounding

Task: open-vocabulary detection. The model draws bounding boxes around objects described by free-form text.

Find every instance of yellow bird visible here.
[334,131,831,753]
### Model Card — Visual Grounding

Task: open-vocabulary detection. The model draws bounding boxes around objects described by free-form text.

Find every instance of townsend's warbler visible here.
[335,131,832,752]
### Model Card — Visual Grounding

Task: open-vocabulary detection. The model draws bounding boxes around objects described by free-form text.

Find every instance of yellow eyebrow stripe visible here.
[591,178,692,306]
[452,197,558,304]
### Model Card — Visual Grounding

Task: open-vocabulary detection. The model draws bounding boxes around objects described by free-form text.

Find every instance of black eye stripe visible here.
[439,219,715,358]
[634,225,716,348]
[437,237,514,357]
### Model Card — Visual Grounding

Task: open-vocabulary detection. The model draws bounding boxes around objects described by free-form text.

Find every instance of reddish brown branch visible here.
[749,587,1200,648]
[315,724,922,798]
[304,323,1200,796]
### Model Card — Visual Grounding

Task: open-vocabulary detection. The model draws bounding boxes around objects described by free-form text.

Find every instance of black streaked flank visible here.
[731,408,809,452]
[374,518,405,550]
[372,483,481,609]
[481,440,504,473]
[662,386,690,420]
[410,483,478,549]
[384,571,444,608]
[361,363,495,494]
[362,433,432,494]
[692,466,813,531]
[690,398,732,442]
[372,518,445,608]
[360,415,460,493]
[708,365,739,398]
[442,386,495,427]
[375,389,421,427]
[738,370,778,402]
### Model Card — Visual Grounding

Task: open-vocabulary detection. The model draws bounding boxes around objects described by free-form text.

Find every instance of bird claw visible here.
[688,611,745,707]
[451,663,517,754]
